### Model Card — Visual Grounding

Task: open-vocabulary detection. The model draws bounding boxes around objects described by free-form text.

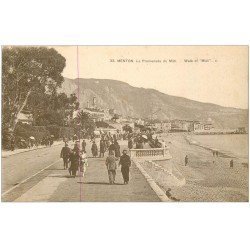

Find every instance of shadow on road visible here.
[81,181,124,186]
[48,175,74,178]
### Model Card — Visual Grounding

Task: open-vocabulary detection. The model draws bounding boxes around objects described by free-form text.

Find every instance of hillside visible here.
[59,77,248,129]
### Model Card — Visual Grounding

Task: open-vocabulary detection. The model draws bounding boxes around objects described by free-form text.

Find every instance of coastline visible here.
[142,133,248,202]
[185,134,248,163]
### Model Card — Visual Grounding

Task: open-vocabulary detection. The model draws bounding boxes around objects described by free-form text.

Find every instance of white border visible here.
[1,1,249,250]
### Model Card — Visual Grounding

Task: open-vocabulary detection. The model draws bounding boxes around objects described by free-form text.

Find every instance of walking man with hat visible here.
[119,149,131,185]
[60,142,71,169]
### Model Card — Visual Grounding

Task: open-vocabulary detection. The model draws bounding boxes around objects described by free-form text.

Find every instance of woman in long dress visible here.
[91,141,98,157]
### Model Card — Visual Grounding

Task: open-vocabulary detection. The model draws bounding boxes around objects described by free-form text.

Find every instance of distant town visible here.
[17,96,247,137]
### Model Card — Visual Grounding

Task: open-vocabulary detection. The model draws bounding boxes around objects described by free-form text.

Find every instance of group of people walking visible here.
[89,135,121,159]
[60,142,88,178]
[105,149,131,185]
[60,136,131,185]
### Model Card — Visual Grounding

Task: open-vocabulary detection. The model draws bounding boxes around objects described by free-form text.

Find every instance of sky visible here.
[52,46,248,109]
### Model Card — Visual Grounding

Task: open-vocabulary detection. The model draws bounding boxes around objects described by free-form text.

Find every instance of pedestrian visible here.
[128,138,133,149]
[119,149,131,184]
[60,143,71,169]
[185,155,188,166]
[99,139,106,158]
[105,151,117,184]
[69,144,81,177]
[82,139,87,153]
[114,140,121,158]
[109,140,116,155]
[79,152,88,177]
[230,159,234,168]
[91,141,98,157]
[105,138,110,149]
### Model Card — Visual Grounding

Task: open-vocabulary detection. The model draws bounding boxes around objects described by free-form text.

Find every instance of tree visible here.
[29,92,79,126]
[76,111,96,135]
[2,46,66,133]
[95,121,114,128]
[123,124,133,133]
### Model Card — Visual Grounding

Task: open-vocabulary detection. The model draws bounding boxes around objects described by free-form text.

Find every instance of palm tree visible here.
[76,111,95,135]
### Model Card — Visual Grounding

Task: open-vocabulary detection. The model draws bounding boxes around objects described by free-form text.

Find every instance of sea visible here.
[191,134,248,160]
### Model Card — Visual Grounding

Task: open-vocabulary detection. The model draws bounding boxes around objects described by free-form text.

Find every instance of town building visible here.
[170,119,190,132]
[194,121,213,131]
[154,121,171,132]
[82,107,105,122]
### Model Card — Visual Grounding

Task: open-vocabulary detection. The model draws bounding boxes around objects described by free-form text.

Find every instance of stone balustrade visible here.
[130,146,171,160]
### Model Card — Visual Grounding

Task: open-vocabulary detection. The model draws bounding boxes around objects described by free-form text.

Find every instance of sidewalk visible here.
[52,140,160,201]
[11,139,161,202]
[2,140,64,158]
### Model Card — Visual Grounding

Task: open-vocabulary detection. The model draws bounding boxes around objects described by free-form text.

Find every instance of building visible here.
[204,123,213,130]
[81,97,115,122]
[236,127,246,134]
[170,119,189,132]
[82,107,105,122]
[154,121,171,132]
[194,121,213,131]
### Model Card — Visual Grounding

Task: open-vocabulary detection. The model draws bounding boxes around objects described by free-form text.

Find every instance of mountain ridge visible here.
[60,77,248,129]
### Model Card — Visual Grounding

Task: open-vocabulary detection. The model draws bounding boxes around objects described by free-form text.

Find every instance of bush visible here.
[14,123,50,142]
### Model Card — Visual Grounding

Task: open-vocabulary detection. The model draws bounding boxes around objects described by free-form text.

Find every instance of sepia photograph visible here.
[1,45,248,202]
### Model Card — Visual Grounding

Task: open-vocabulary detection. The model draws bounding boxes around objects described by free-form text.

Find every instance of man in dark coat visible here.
[60,143,71,169]
[69,144,81,177]
[119,149,131,184]
[109,141,116,155]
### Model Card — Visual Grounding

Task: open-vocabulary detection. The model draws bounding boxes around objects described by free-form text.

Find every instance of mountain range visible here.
[60,77,248,129]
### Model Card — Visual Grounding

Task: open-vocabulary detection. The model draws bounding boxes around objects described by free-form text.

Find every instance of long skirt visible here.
[92,150,98,157]
[108,170,116,184]
[69,165,78,177]
[121,167,129,183]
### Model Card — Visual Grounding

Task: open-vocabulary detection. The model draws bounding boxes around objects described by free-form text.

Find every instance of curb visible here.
[2,142,64,158]
[133,160,171,202]
[148,160,186,186]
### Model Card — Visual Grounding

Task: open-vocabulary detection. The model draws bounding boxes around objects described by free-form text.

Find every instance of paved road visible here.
[2,144,64,194]
[2,140,160,202]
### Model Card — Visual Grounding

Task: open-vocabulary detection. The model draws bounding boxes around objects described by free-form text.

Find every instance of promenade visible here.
[2,140,160,202]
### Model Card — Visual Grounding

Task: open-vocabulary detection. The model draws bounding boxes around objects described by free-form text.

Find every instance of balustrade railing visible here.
[130,147,169,159]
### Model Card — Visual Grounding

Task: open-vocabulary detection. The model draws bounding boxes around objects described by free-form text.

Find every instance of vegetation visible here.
[76,111,96,135]
[95,121,114,129]
[2,46,79,149]
[123,124,133,133]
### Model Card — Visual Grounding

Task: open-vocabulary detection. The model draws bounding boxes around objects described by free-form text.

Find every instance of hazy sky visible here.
[52,46,248,109]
